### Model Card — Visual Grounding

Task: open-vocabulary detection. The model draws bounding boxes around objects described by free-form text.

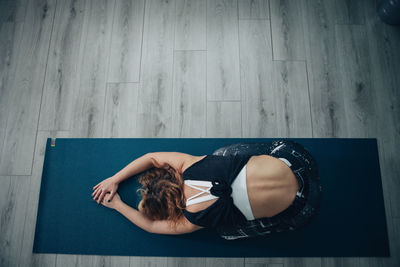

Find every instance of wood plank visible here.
[0,0,56,175]
[135,0,176,137]
[334,24,376,137]
[56,254,128,267]
[321,258,360,267]
[238,0,269,19]
[172,51,207,137]
[70,0,115,137]
[238,19,276,137]
[56,254,78,267]
[0,176,30,267]
[284,258,321,267]
[335,0,365,25]
[333,25,384,266]
[75,255,118,267]
[207,101,241,137]
[367,137,399,267]
[206,258,244,267]
[31,254,58,267]
[379,92,400,215]
[245,258,283,265]
[0,22,24,170]
[56,253,127,267]
[0,0,28,23]
[56,0,119,264]
[18,131,68,267]
[390,218,399,266]
[294,0,342,265]
[207,0,241,101]
[103,83,139,137]
[272,61,312,137]
[130,256,168,267]
[174,0,206,50]
[0,1,16,23]
[77,255,95,266]
[110,256,130,267]
[245,262,266,267]
[38,0,86,131]
[270,0,306,60]
[330,26,377,265]
[129,0,176,264]
[107,0,145,83]
[364,0,400,219]
[302,0,347,138]
[168,257,205,267]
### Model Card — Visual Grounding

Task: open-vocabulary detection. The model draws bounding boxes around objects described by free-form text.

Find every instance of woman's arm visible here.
[99,193,153,232]
[115,201,154,233]
[93,152,192,203]
[112,153,154,184]
[109,151,191,184]
[101,193,202,234]
[92,153,153,203]
[116,203,202,234]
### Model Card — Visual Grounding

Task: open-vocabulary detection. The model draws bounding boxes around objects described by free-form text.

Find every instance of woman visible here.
[92,140,322,240]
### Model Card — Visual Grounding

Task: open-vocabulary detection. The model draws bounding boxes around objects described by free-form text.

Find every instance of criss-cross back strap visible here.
[185,180,219,206]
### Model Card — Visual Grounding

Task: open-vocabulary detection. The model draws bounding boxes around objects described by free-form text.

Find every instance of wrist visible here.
[111,175,121,184]
[115,200,125,211]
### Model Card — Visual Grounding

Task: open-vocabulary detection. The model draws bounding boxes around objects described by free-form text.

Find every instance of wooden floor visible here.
[0,0,399,266]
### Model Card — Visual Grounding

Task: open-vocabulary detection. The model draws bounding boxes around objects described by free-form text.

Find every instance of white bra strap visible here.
[185,179,219,206]
[185,180,212,187]
[187,190,209,201]
[186,183,211,192]
[184,180,213,201]
[186,194,219,206]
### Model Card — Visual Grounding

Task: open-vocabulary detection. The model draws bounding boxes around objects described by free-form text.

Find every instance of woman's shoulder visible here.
[180,213,205,231]
[181,155,208,174]
[148,152,204,174]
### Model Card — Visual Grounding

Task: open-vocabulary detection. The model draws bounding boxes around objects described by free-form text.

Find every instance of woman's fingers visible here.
[92,187,100,197]
[93,183,101,190]
[92,182,105,196]
[109,191,116,201]
[92,186,102,197]
[91,188,98,197]
[93,189,103,201]
[97,191,107,204]
[99,191,106,203]
[95,191,102,203]
[105,194,111,203]
[91,181,114,203]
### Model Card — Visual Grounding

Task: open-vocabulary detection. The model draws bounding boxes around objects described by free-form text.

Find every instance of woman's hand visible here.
[100,192,122,210]
[92,176,119,204]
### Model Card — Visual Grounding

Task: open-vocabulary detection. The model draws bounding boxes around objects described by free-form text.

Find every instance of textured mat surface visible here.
[33,138,390,257]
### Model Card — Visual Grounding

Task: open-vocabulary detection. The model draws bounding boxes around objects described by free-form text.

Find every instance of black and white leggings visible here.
[212,140,322,241]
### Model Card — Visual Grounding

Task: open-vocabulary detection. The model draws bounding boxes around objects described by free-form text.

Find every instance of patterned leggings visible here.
[212,140,322,240]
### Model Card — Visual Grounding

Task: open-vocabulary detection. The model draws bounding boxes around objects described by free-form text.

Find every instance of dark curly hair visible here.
[136,164,186,229]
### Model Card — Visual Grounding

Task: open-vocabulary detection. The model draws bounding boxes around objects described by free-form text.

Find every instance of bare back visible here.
[181,155,299,219]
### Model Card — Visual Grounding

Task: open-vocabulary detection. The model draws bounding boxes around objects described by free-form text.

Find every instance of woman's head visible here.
[136,164,186,228]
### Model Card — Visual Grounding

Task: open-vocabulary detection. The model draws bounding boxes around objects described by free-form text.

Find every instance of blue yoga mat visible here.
[33,138,390,257]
